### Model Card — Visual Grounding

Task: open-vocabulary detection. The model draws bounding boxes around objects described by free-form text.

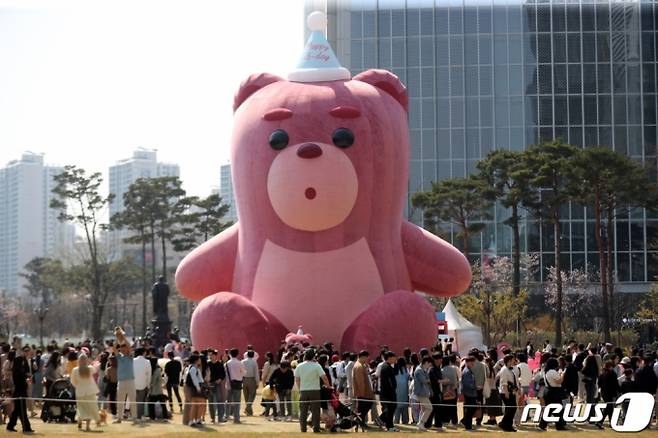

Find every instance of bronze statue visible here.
[152,276,170,321]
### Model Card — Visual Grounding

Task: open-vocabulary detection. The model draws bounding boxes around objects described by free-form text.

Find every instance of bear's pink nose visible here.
[297,143,323,159]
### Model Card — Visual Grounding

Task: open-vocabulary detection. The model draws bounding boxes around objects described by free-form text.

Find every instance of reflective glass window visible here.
[450,36,464,65]
[351,41,363,69]
[554,96,568,126]
[508,6,522,33]
[452,129,465,158]
[509,65,523,95]
[554,64,567,94]
[596,33,610,62]
[614,96,627,124]
[351,11,363,38]
[449,7,463,34]
[538,64,552,94]
[509,34,522,64]
[495,98,509,126]
[553,34,566,63]
[422,129,435,159]
[392,38,405,67]
[436,36,449,66]
[628,95,642,125]
[378,10,391,37]
[510,96,523,126]
[640,4,654,31]
[364,39,376,67]
[465,35,478,65]
[450,67,464,95]
[437,130,450,159]
[480,66,492,95]
[495,35,508,64]
[421,67,434,96]
[553,5,566,32]
[627,64,641,94]
[437,98,450,128]
[526,65,538,95]
[493,6,507,34]
[420,37,434,66]
[642,33,655,62]
[538,33,552,63]
[583,64,597,94]
[583,33,596,62]
[584,96,597,125]
[436,8,449,35]
[464,8,477,34]
[466,96,479,124]
[466,128,479,157]
[420,9,433,35]
[407,9,420,36]
[479,35,492,65]
[570,126,583,146]
[598,64,611,93]
[598,95,612,125]
[567,5,580,32]
[378,38,391,67]
[407,37,420,67]
[496,128,509,149]
[481,128,493,155]
[392,10,405,37]
[628,126,642,156]
[437,67,449,97]
[539,96,553,126]
[451,98,464,127]
[582,6,595,32]
[408,67,420,98]
[568,33,581,62]
[599,126,612,148]
[479,8,492,34]
[510,127,524,150]
[537,5,551,33]
[585,127,598,146]
[481,97,493,127]
[363,11,376,38]
[645,95,657,125]
[569,96,582,125]
[613,65,626,93]
[596,4,610,31]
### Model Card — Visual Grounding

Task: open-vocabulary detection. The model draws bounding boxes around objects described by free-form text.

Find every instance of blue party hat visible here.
[288,11,351,83]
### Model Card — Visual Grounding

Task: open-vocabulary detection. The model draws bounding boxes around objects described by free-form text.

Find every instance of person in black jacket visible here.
[269,361,295,420]
[6,355,34,433]
[164,352,183,413]
[207,350,226,423]
[633,354,658,395]
[378,351,398,432]
[596,361,620,429]
[560,355,579,401]
[424,353,447,430]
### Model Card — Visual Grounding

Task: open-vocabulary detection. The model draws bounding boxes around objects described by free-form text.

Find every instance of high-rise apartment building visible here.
[0,152,76,296]
[307,0,657,293]
[108,148,180,258]
[219,164,238,223]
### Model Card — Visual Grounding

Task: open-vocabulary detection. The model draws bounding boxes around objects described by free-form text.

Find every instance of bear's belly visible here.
[251,238,384,345]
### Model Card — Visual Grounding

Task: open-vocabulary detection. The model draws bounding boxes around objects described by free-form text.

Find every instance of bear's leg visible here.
[190,292,288,356]
[340,290,437,354]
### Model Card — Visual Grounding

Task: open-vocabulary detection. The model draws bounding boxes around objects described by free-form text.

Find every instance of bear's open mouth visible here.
[305,187,316,200]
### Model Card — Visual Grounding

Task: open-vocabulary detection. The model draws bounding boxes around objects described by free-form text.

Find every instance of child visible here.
[260,384,277,419]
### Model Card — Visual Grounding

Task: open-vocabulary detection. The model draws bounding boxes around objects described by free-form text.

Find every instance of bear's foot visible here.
[340,290,437,354]
[190,292,288,357]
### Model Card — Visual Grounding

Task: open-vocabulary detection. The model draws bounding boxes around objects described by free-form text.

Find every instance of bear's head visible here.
[230,70,409,252]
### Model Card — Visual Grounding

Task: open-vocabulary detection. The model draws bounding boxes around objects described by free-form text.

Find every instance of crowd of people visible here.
[1,335,657,434]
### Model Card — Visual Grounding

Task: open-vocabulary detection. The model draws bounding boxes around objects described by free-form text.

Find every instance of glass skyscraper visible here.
[308,0,657,293]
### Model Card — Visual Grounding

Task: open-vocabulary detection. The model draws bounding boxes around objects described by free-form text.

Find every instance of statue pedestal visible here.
[151,318,172,351]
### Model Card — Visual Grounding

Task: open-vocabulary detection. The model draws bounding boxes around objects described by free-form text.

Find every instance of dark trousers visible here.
[442,397,458,425]
[475,389,484,424]
[7,397,31,432]
[499,394,517,429]
[299,390,321,432]
[424,395,443,428]
[356,398,373,425]
[461,395,477,429]
[538,388,566,429]
[104,382,118,415]
[598,398,615,426]
[148,394,169,420]
[379,395,396,429]
[166,383,182,410]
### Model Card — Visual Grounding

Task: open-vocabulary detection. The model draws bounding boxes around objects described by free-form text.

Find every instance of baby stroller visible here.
[329,389,368,432]
[41,379,76,423]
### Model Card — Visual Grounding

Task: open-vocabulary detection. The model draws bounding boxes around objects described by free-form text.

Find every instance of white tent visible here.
[442,299,485,356]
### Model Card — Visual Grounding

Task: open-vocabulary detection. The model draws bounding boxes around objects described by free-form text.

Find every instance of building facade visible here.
[219,164,238,224]
[0,152,76,296]
[108,148,180,261]
[309,0,657,292]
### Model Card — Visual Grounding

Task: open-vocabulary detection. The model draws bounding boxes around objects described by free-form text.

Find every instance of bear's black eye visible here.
[332,128,354,148]
[269,129,289,150]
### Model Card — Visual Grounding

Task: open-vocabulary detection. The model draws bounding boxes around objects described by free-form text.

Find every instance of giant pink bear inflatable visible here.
[176,14,471,356]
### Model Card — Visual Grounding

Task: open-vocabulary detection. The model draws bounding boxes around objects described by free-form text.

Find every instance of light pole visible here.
[34,305,48,348]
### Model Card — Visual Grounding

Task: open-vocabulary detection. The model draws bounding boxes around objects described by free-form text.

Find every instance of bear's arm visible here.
[175,223,239,301]
[401,220,472,296]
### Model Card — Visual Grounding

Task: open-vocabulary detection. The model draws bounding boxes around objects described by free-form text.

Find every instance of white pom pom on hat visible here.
[288,11,351,83]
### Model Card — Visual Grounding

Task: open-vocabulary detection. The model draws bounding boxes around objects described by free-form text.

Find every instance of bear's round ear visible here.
[233,73,284,112]
[353,69,408,112]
